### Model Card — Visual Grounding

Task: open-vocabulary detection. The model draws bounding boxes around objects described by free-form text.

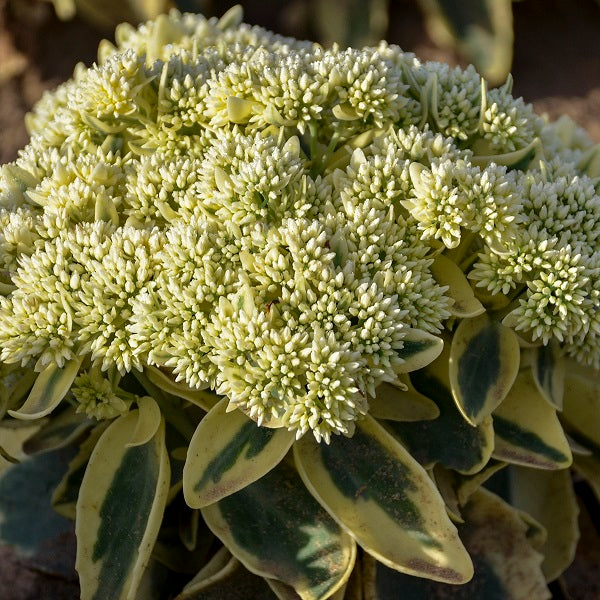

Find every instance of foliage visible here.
[0,5,599,599]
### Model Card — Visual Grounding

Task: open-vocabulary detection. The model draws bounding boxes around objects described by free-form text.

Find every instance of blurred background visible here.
[1,0,600,165]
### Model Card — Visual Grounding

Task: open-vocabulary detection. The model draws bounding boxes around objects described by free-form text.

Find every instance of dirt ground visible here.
[0,0,599,598]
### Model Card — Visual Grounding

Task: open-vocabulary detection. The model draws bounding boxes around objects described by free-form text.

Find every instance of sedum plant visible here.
[0,5,599,599]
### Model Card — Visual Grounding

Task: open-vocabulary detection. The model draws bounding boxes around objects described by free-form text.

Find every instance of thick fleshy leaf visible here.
[151,496,214,575]
[294,415,473,584]
[573,451,600,503]
[0,423,41,475]
[530,340,565,410]
[431,465,463,523]
[394,328,445,374]
[419,0,513,85]
[76,411,170,600]
[0,364,36,419]
[492,370,572,469]
[0,446,76,575]
[8,359,82,420]
[144,366,219,412]
[386,361,494,475]
[23,405,93,455]
[365,489,550,599]
[52,423,109,520]
[455,460,506,505]
[202,460,356,600]
[561,366,600,448]
[176,545,279,600]
[508,466,579,581]
[430,254,484,318]
[471,137,542,169]
[266,578,304,600]
[127,396,161,448]
[178,546,233,597]
[183,398,295,509]
[370,378,439,422]
[449,314,520,426]
[517,510,548,551]
[177,556,278,599]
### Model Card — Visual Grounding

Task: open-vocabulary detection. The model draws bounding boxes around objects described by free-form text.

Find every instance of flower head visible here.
[0,8,598,439]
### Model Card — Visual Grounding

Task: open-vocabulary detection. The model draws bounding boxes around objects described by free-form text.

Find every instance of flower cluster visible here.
[0,7,599,442]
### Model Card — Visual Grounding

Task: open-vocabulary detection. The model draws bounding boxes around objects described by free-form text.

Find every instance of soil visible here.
[0,0,599,598]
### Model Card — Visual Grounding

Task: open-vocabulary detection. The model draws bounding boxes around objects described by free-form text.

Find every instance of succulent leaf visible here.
[561,365,600,448]
[449,314,520,426]
[507,466,580,582]
[144,366,219,412]
[492,370,572,470]
[387,357,494,475]
[183,398,295,509]
[430,254,485,318]
[52,423,109,519]
[364,488,551,599]
[294,415,473,584]
[530,340,566,411]
[8,359,82,420]
[394,328,445,374]
[76,411,170,600]
[22,405,93,455]
[370,379,440,422]
[201,460,356,600]
[127,395,162,447]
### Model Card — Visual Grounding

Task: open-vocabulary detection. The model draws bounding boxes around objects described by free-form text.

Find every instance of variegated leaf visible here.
[508,466,579,581]
[76,411,170,600]
[0,423,42,475]
[23,405,93,455]
[144,366,219,412]
[386,362,494,475]
[561,366,600,448]
[127,396,161,448]
[430,254,485,318]
[151,496,214,575]
[431,465,463,523]
[52,423,109,520]
[178,546,233,597]
[394,328,445,374]
[266,578,304,600]
[0,446,75,571]
[8,358,82,420]
[455,460,506,505]
[517,510,548,551]
[370,378,439,422]
[471,137,542,169]
[202,460,356,600]
[364,488,550,599]
[573,451,600,503]
[530,340,565,410]
[0,363,36,419]
[176,555,278,599]
[493,370,572,469]
[294,415,473,584]
[449,314,520,426]
[183,398,295,509]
